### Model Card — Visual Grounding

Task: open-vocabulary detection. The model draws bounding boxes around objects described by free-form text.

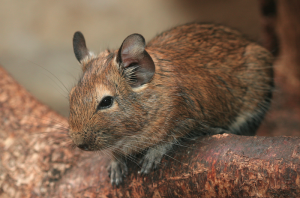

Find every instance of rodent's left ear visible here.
[73,31,91,64]
[117,34,155,88]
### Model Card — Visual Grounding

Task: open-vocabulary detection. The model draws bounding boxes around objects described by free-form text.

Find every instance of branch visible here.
[0,66,299,197]
[55,134,300,197]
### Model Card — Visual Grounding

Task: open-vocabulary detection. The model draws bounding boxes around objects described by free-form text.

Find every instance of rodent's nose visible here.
[77,144,89,151]
[69,131,91,151]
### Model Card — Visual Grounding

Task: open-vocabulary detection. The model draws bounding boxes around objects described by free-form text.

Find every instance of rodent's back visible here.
[146,23,273,135]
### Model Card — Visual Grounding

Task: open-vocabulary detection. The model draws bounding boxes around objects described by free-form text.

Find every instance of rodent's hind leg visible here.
[107,158,128,186]
[138,142,173,174]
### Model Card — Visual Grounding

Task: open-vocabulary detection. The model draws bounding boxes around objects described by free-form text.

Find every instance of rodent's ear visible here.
[73,31,90,63]
[117,33,155,88]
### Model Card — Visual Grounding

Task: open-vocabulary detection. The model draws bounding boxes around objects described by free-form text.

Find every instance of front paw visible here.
[138,146,167,174]
[107,160,128,186]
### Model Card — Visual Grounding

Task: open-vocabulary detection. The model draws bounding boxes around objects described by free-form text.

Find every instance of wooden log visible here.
[54,134,300,197]
[0,66,299,197]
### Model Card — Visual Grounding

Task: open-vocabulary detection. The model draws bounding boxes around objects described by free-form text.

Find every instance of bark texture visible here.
[1,0,300,197]
[54,134,300,198]
[0,65,299,197]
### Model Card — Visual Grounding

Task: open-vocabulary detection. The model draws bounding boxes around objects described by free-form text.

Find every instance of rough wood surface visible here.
[0,66,299,197]
[0,67,80,197]
[54,134,300,198]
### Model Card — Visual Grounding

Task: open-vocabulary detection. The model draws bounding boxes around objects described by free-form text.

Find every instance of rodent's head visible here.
[69,32,155,152]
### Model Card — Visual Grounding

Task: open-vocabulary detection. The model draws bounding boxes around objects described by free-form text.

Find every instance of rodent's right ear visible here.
[117,34,155,88]
[73,31,90,63]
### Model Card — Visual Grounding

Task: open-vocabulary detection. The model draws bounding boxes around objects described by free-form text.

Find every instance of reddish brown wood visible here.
[0,66,299,197]
[53,134,300,198]
[0,66,80,197]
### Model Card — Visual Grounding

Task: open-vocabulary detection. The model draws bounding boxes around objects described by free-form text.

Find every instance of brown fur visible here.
[69,23,273,184]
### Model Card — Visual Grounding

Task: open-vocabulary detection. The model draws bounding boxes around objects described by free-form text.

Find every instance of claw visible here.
[108,159,127,186]
[138,148,163,174]
[138,143,173,175]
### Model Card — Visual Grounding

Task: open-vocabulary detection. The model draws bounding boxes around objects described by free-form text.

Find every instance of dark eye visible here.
[97,96,114,110]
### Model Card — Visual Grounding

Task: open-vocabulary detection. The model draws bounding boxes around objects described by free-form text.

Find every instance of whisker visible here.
[20,57,70,96]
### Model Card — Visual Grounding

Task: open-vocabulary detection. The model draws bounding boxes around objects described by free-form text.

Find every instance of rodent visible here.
[68,23,273,186]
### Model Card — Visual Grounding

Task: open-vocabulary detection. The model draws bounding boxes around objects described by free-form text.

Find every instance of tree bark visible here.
[54,134,300,198]
[1,0,300,197]
[0,65,299,197]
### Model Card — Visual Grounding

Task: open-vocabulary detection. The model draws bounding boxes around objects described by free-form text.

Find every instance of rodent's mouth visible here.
[77,143,103,151]
[77,143,91,151]
[76,142,106,151]
[70,130,111,151]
